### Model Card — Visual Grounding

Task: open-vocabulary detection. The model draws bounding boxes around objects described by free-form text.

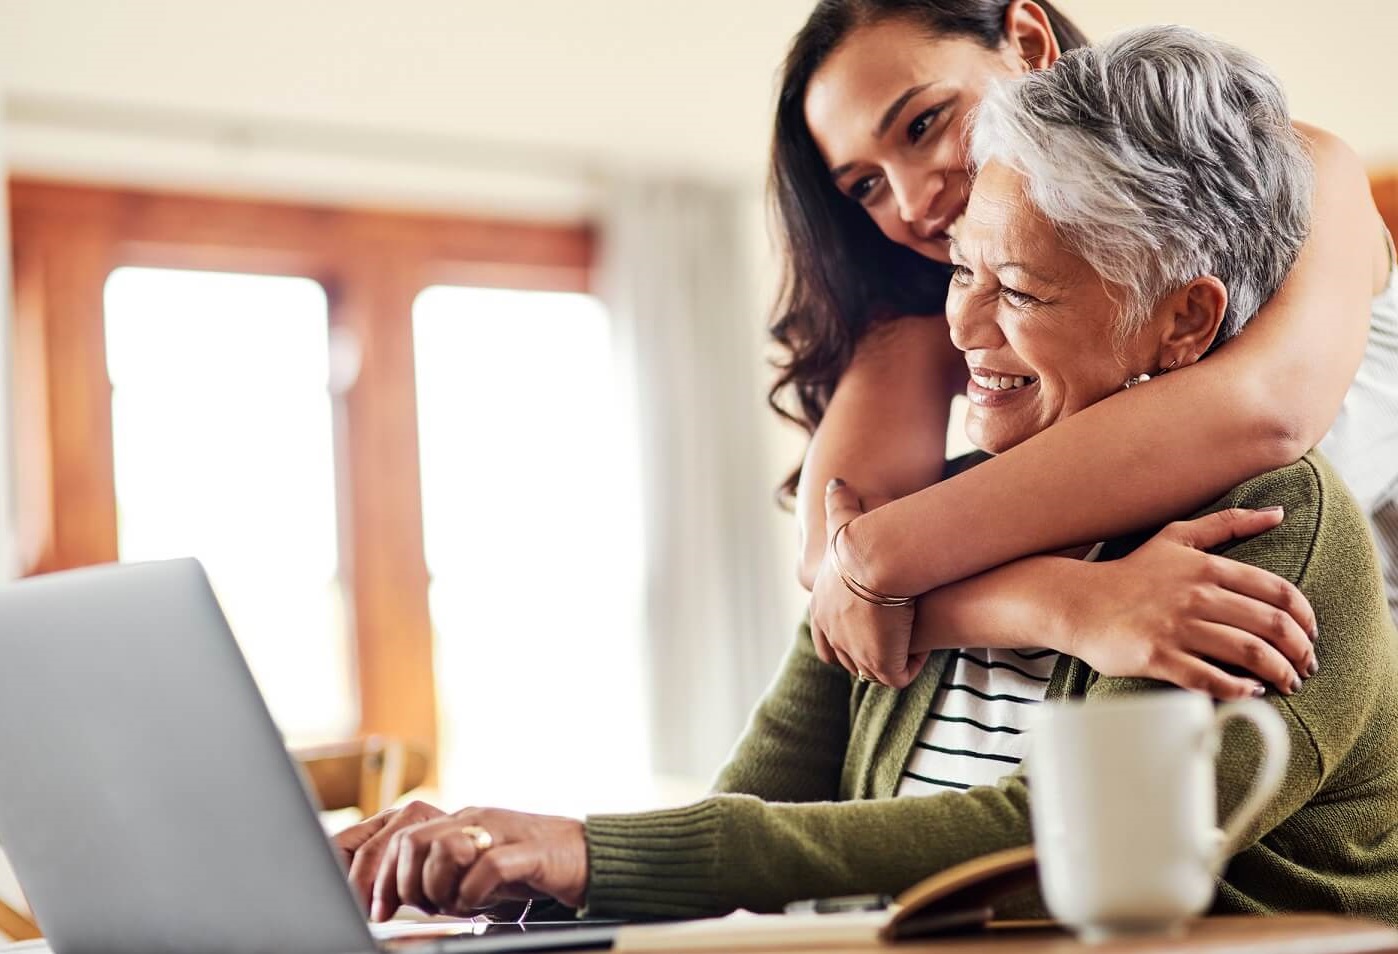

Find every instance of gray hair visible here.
[969,25,1314,345]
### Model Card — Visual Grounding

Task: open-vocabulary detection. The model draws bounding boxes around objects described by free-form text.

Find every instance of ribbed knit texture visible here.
[583,452,1398,922]
[585,800,729,920]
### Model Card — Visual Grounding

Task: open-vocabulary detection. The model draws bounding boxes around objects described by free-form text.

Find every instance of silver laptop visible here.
[0,559,621,954]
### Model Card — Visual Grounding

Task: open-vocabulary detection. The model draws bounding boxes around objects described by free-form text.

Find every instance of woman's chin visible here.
[965,414,1034,456]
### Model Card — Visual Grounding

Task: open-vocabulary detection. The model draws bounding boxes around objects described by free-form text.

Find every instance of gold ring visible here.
[460,824,494,853]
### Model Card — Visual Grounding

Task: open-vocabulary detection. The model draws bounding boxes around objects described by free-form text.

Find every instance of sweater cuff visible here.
[583,799,731,920]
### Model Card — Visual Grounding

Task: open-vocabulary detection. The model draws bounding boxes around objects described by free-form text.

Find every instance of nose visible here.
[946,282,1001,354]
[887,163,944,228]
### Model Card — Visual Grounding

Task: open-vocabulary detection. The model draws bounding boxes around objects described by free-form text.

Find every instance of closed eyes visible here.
[951,265,1040,307]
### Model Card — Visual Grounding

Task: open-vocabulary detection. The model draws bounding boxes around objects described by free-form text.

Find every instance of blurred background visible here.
[0,2,1395,916]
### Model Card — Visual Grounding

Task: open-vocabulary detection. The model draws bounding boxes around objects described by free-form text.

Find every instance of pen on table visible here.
[784,894,892,915]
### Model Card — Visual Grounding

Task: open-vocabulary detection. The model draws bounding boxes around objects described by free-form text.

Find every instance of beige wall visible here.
[0,0,1392,206]
[1067,0,1398,165]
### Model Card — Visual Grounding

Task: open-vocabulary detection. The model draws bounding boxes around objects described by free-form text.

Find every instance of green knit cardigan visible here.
[583,452,1398,923]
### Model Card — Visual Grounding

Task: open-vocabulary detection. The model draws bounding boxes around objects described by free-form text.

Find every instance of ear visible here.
[1003,1,1061,71]
[1153,276,1229,370]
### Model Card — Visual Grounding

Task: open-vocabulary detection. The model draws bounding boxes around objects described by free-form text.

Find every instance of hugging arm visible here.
[904,507,1319,699]
[794,314,966,590]
[813,478,1316,696]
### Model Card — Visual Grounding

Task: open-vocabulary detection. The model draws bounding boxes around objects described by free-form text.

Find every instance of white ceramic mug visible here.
[1026,691,1289,943]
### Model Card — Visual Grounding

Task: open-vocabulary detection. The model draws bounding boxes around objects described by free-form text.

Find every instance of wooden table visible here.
[3,914,1395,953]
[613,914,1398,954]
[893,916,1398,953]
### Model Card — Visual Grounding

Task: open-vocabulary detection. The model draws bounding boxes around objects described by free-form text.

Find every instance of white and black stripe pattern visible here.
[896,647,1059,796]
[897,544,1108,797]
[1374,476,1398,626]
[1321,245,1398,625]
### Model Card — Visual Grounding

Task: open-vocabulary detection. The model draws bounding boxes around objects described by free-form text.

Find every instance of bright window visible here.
[103,266,354,744]
[413,286,651,815]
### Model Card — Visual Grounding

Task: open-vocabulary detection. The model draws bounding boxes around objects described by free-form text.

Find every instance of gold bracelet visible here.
[830,521,913,607]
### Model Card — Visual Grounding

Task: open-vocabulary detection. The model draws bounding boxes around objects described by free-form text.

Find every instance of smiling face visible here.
[804,18,1024,264]
[945,160,1164,453]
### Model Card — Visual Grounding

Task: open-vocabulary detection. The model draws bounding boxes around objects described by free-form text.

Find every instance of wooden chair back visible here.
[293,736,431,817]
[0,898,41,942]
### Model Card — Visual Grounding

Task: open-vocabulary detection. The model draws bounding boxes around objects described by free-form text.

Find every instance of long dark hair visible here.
[768,1,1089,501]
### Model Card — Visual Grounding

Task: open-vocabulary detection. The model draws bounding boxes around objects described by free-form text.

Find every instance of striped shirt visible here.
[896,646,1059,795]
[1320,244,1398,624]
[896,543,1104,797]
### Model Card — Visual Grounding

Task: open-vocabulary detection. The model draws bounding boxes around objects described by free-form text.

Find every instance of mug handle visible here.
[1209,698,1290,869]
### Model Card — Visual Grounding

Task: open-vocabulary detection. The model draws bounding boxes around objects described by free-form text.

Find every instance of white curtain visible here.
[601,179,793,786]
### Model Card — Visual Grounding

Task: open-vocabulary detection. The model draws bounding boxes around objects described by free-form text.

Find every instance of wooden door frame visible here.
[1374,172,1398,244]
[8,178,595,759]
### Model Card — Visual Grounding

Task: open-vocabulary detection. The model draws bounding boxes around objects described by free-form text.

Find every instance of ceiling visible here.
[2,0,1393,215]
[0,0,818,189]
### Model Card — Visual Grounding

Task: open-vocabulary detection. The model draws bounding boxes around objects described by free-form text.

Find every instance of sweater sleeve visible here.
[585,781,1035,919]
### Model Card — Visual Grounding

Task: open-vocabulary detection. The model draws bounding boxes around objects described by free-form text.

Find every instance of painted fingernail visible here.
[1251,683,1267,698]
[1310,626,1319,642]
[1307,658,1319,678]
[1290,677,1304,695]
[827,478,845,492]
[1260,506,1284,515]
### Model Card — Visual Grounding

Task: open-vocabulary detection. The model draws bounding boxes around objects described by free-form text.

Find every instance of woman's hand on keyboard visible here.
[342,804,589,921]
[334,800,448,913]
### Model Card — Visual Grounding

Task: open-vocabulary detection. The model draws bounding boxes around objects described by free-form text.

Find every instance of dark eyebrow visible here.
[877,82,934,138]
[828,82,936,183]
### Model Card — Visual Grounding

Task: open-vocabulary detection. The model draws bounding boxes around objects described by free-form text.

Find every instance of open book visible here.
[613,844,1040,952]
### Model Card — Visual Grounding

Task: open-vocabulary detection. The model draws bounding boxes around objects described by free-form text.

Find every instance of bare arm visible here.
[832,125,1385,596]
[906,515,1317,699]
[794,314,966,589]
[816,473,1316,696]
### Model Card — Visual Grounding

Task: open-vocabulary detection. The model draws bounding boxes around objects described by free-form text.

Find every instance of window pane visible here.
[414,286,650,815]
[104,266,353,744]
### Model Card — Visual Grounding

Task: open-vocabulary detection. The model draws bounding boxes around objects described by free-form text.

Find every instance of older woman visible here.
[337,27,1398,923]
